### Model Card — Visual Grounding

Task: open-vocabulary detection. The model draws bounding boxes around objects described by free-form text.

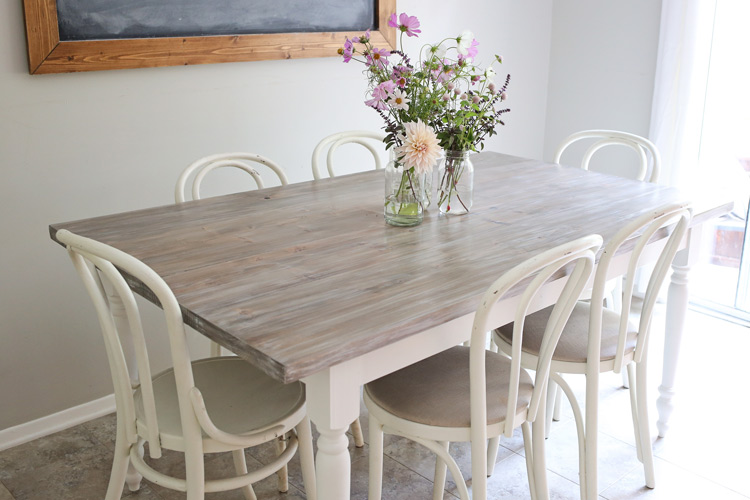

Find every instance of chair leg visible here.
[296,416,318,500]
[433,441,449,500]
[545,379,558,438]
[125,440,144,492]
[275,434,289,492]
[627,363,643,461]
[583,372,599,500]
[105,425,131,500]
[184,446,206,500]
[552,374,586,500]
[486,436,500,476]
[552,383,563,422]
[635,360,656,488]
[210,340,222,357]
[368,413,385,500]
[521,423,537,500]
[351,418,365,447]
[532,416,550,500]
[231,450,258,500]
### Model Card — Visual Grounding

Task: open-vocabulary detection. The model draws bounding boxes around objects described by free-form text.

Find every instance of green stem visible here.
[437,154,469,211]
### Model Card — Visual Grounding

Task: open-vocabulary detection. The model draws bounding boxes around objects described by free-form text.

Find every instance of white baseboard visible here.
[0,394,116,452]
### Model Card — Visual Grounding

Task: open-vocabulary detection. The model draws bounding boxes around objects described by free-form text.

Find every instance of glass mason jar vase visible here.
[384,156,428,227]
[437,150,474,215]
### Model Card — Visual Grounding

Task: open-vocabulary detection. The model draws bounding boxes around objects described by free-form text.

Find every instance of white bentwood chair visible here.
[554,129,661,389]
[175,152,289,204]
[175,152,289,359]
[365,235,602,500]
[493,202,691,499]
[554,129,660,183]
[58,229,316,500]
[311,130,387,180]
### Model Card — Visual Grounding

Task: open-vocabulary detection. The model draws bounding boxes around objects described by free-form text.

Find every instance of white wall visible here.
[0,1,554,431]
[543,0,662,177]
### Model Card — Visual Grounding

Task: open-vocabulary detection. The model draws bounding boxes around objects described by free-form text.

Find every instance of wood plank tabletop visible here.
[49,152,728,383]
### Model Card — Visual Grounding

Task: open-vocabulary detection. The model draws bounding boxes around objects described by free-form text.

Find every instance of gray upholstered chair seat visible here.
[365,346,533,428]
[495,301,638,363]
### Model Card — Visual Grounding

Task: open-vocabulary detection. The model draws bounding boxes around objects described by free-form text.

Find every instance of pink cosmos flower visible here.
[458,39,479,62]
[388,12,421,37]
[340,38,354,63]
[456,30,475,56]
[431,63,453,84]
[365,80,397,110]
[394,120,443,174]
[366,47,391,69]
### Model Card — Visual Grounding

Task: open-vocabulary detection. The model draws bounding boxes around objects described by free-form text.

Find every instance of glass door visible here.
[690,0,750,323]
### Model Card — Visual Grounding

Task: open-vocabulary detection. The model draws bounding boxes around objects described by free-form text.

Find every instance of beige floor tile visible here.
[600,456,749,500]
[483,453,585,500]
[0,482,13,500]
[350,453,459,499]
[546,418,648,491]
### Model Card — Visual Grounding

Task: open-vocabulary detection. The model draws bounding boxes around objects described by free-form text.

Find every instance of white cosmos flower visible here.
[434,42,448,58]
[485,67,496,81]
[457,30,474,56]
[394,120,443,174]
[388,88,411,110]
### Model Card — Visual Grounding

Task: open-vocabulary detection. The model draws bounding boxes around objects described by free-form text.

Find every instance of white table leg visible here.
[302,367,362,500]
[657,227,700,438]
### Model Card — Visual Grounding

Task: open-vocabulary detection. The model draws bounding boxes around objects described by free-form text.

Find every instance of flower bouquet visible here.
[340,12,510,222]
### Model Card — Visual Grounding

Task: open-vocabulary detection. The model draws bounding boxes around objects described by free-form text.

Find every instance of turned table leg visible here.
[303,368,361,500]
[657,227,700,437]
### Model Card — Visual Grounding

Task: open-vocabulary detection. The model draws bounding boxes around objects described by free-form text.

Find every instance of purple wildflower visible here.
[458,39,479,62]
[388,12,421,37]
[340,38,354,63]
[365,80,397,110]
[366,47,391,69]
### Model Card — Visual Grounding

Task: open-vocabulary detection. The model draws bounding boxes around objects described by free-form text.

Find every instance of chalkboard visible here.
[23,0,396,74]
[57,0,374,41]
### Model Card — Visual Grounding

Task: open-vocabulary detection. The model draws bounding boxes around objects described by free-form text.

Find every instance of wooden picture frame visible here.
[22,0,396,75]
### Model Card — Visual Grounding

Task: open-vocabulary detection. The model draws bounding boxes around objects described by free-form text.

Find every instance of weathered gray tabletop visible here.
[50,152,722,383]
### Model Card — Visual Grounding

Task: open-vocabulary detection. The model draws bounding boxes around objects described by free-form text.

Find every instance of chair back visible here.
[554,129,660,183]
[57,229,200,460]
[469,235,601,441]
[311,130,387,179]
[590,202,692,373]
[175,152,289,202]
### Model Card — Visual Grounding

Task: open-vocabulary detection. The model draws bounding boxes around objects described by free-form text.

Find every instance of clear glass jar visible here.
[437,150,474,215]
[384,155,427,227]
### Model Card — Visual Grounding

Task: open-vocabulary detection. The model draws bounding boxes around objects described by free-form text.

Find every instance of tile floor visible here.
[1,306,748,499]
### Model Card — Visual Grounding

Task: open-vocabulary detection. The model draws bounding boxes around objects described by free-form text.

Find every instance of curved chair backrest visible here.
[311,130,387,180]
[554,130,660,183]
[175,152,289,203]
[58,229,200,460]
[469,234,601,440]
[590,202,691,373]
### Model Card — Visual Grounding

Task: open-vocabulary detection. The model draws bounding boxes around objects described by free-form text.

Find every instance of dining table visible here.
[49,151,732,499]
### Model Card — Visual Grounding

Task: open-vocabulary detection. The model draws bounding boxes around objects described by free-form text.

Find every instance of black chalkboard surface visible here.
[57,0,375,41]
